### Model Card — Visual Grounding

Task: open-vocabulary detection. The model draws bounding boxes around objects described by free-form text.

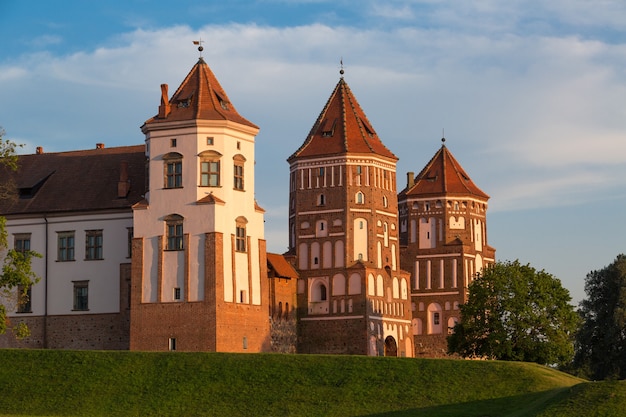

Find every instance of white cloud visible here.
[1,19,625,220]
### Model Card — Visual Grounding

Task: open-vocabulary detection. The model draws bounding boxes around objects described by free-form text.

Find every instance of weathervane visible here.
[193,38,204,58]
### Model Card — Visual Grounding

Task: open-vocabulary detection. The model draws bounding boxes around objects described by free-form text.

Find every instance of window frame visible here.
[17,284,32,313]
[165,214,184,251]
[57,231,75,262]
[163,152,183,189]
[233,154,246,191]
[235,216,248,253]
[85,229,103,260]
[73,280,89,311]
[199,150,222,187]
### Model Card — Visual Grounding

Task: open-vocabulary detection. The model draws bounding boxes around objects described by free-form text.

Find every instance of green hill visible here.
[0,349,622,416]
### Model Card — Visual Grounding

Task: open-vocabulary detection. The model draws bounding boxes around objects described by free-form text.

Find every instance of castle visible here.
[0,55,495,357]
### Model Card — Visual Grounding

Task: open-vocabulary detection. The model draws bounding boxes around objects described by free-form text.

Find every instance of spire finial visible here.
[193,38,204,58]
[339,57,345,77]
[441,128,446,145]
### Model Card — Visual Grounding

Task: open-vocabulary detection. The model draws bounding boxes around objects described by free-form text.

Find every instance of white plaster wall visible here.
[4,213,132,317]
[137,120,264,306]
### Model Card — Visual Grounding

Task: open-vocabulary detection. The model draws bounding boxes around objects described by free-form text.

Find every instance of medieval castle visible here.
[0,56,495,357]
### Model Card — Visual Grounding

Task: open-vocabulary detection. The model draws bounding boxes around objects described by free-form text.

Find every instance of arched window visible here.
[163,152,183,189]
[356,191,364,204]
[164,214,184,250]
[319,284,327,301]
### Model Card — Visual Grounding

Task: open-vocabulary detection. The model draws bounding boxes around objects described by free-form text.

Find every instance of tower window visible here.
[201,161,220,187]
[165,215,184,251]
[235,217,248,253]
[170,138,177,147]
[207,137,214,145]
[234,163,244,190]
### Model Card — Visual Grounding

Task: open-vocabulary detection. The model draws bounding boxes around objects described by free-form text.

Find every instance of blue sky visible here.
[2,0,626,304]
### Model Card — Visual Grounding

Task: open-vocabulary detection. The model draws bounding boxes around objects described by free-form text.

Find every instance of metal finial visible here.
[339,57,344,76]
[442,128,446,144]
[193,38,204,57]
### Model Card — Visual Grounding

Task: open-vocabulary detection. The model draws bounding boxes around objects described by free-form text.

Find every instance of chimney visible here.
[158,84,171,119]
[117,161,130,198]
[407,171,415,188]
[96,143,105,149]
[36,146,43,154]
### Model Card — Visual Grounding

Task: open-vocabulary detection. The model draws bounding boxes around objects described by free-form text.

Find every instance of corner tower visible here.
[399,139,495,357]
[288,74,413,356]
[130,57,269,352]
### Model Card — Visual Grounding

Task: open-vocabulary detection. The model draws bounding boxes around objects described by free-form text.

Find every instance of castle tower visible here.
[130,57,269,352]
[288,74,413,356]
[398,140,495,357]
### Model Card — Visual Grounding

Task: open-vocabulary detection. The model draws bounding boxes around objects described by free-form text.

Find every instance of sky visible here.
[1,0,625,305]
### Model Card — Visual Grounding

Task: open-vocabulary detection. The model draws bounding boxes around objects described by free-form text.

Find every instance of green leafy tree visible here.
[448,260,580,366]
[573,255,626,380]
[0,128,41,338]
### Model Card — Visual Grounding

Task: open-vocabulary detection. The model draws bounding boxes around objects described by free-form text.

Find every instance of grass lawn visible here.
[0,349,621,416]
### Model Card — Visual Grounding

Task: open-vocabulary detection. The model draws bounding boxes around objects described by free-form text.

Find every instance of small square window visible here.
[207,137,214,145]
[170,138,177,147]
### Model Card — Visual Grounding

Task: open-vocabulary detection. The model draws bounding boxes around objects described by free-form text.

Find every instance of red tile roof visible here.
[0,145,146,216]
[143,58,258,129]
[402,144,489,200]
[288,77,397,162]
[267,253,299,279]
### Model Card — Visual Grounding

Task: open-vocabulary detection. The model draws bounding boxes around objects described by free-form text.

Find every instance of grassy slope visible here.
[0,349,611,417]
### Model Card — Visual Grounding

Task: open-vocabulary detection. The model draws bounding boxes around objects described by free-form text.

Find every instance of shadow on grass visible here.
[361,387,575,417]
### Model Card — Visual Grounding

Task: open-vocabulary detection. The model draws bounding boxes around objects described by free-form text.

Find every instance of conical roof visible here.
[144,58,257,129]
[288,77,397,162]
[403,142,489,199]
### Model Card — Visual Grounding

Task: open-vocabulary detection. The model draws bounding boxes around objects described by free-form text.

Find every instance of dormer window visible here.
[321,118,337,137]
[215,92,229,110]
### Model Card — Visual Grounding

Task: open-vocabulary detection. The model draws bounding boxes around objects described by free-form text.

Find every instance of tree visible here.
[448,260,580,367]
[573,255,626,380]
[0,128,40,338]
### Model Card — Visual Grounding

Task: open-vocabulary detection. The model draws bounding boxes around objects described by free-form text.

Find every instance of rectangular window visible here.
[57,232,75,261]
[433,312,440,325]
[207,137,214,145]
[234,163,244,190]
[166,161,183,188]
[85,230,103,260]
[235,226,246,252]
[73,281,89,311]
[169,337,177,351]
[167,223,184,251]
[170,138,177,147]
[174,287,181,300]
[17,285,32,313]
[14,234,31,254]
[201,161,220,187]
